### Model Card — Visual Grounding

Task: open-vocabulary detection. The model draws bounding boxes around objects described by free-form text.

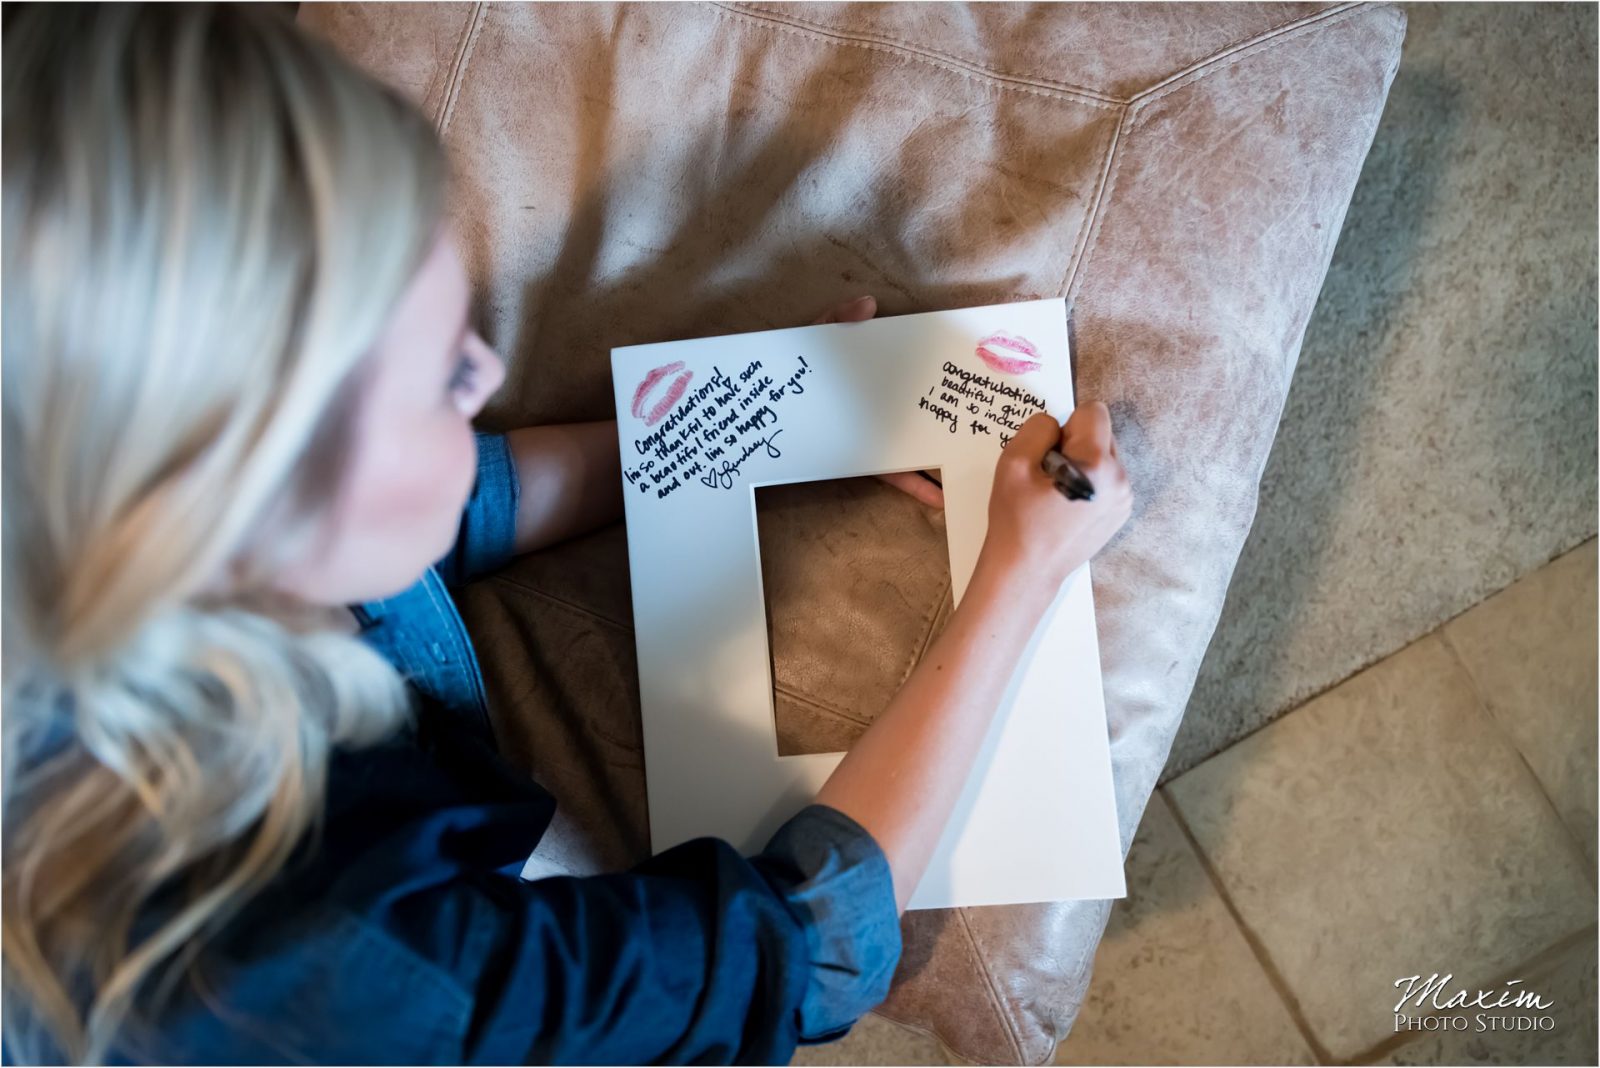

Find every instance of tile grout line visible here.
[1159,624,1445,787]
[1158,535,1599,787]
[1157,576,1596,1066]
[1435,626,1597,889]
[1156,786,1337,1065]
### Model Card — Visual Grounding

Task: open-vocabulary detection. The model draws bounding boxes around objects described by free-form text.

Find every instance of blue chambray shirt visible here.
[40,431,903,1066]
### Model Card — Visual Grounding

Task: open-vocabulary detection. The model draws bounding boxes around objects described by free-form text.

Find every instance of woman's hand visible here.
[977,401,1133,588]
[810,295,945,509]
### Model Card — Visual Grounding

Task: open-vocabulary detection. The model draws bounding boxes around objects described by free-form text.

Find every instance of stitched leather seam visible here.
[717,1,1122,106]
[486,576,887,727]
[709,2,1120,111]
[905,579,955,684]
[895,574,953,690]
[1052,898,1114,1056]
[436,1,487,135]
[1130,1,1365,108]
[1059,104,1129,306]
[1064,2,1384,310]
[486,573,632,633]
[864,1007,971,1065]
[922,587,955,657]
[955,907,1026,1065]
[773,683,872,729]
[1065,110,1130,311]
[731,0,1113,99]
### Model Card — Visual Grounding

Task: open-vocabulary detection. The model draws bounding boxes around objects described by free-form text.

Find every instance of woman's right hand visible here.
[979,401,1133,587]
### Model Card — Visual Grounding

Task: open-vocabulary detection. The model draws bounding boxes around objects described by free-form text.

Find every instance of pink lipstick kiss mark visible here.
[632,360,694,428]
[975,332,1043,376]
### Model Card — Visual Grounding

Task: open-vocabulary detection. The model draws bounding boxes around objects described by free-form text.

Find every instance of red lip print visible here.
[975,332,1043,376]
[632,360,694,428]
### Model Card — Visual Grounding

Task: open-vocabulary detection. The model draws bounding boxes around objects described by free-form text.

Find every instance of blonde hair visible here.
[2,5,452,1061]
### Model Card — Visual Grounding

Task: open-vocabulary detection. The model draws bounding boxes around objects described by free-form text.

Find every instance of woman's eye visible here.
[446,352,477,397]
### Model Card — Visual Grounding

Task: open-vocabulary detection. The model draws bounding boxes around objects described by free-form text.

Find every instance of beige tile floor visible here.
[792,539,1597,1067]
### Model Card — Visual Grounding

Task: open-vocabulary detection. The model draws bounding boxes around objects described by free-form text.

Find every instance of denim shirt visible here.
[47,431,903,1066]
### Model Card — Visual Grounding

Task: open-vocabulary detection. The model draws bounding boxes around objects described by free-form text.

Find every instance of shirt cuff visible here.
[755,803,904,1043]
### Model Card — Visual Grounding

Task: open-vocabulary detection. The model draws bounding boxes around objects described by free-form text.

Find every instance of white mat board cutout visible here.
[528,297,1125,908]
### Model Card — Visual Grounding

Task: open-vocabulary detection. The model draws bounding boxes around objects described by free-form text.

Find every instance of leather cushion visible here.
[297,3,1405,1063]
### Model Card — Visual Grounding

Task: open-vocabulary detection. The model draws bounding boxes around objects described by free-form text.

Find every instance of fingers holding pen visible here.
[983,401,1133,584]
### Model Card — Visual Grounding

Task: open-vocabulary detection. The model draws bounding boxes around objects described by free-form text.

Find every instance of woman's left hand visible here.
[810,295,945,510]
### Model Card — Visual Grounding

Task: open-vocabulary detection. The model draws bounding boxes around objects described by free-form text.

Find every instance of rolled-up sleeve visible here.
[758,804,903,1045]
[433,430,522,588]
[363,802,902,1065]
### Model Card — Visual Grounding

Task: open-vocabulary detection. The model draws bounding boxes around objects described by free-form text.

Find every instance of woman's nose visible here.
[470,332,508,401]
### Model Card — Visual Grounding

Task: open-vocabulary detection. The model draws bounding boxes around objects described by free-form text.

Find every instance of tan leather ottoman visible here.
[298,3,1405,1064]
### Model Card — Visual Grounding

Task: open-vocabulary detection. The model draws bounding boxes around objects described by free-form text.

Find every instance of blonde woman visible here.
[1,5,1132,1065]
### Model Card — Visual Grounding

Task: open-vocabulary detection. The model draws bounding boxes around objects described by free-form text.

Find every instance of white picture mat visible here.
[527,297,1124,908]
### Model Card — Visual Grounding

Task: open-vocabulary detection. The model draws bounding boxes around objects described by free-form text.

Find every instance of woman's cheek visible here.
[363,423,476,564]
[456,417,480,503]
[434,418,481,546]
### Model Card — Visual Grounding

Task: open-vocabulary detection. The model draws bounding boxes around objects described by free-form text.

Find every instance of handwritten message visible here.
[917,360,1048,448]
[624,355,813,499]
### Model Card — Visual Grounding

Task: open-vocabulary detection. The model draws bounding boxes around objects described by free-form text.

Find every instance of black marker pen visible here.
[1041,447,1095,501]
